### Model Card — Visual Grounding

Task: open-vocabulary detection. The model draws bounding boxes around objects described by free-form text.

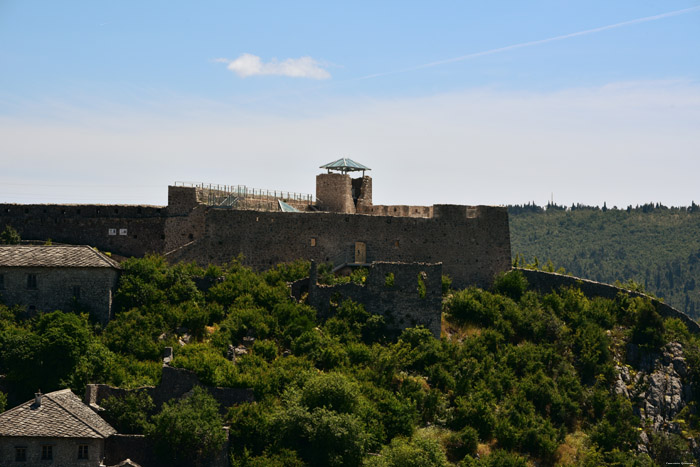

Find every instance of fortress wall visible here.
[358,204,433,218]
[517,268,700,334]
[0,204,167,257]
[171,204,511,289]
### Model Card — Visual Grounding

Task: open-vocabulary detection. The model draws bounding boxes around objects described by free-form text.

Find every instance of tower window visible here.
[78,444,89,459]
[15,446,26,461]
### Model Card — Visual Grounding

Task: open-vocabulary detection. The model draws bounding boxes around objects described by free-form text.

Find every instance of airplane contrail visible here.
[357,6,700,80]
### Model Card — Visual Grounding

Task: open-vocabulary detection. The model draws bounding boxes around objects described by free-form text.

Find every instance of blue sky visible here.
[1,1,699,207]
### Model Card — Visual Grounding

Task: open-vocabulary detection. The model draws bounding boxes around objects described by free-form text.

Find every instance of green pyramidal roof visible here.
[320,158,371,174]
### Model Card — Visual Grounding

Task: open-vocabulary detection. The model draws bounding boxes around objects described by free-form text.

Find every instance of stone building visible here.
[0,159,512,289]
[0,389,117,467]
[0,245,121,324]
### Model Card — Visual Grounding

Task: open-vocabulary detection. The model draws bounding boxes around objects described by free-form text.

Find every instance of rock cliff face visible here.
[615,342,698,460]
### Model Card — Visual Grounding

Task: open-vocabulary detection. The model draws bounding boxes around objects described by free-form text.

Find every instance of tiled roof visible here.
[320,158,371,172]
[0,389,117,438]
[0,245,120,268]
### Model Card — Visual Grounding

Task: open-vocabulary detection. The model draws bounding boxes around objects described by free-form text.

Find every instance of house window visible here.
[41,444,53,460]
[27,274,37,290]
[15,446,27,461]
[78,444,89,459]
[0,273,4,289]
[73,285,81,300]
[310,237,317,247]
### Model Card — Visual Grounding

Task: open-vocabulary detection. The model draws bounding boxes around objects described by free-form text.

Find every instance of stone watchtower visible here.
[315,158,372,214]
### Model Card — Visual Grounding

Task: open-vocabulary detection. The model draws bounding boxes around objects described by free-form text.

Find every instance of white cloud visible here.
[218,53,330,79]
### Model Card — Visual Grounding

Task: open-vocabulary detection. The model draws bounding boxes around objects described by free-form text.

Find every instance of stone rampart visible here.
[302,261,443,337]
[167,203,510,289]
[0,203,166,257]
[358,204,433,218]
[85,365,254,415]
[1,185,512,291]
[516,268,700,334]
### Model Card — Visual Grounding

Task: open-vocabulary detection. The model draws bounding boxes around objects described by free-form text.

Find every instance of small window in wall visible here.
[108,228,117,236]
[0,273,4,290]
[78,444,89,459]
[394,240,400,248]
[15,446,27,461]
[310,237,317,247]
[119,228,128,236]
[73,285,81,300]
[27,274,37,290]
[41,445,53,460]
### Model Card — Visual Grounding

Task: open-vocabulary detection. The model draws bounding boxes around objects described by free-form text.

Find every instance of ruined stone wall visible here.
[0,266,119,324]
[516,268,700,334]
[306,261,443,337]
[0,204,167,257]
[316,173,355,213]
[0,186,512,291]
[352,176,372,211]
[358,204,433,218]
[85,365,254,414]
[169,204,511,289]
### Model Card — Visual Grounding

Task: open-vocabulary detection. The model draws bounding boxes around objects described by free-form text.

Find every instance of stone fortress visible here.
[0,158,512,290]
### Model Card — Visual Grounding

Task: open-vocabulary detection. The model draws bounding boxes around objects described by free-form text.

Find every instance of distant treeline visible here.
[509,204,700,321]
[509,201,700,215]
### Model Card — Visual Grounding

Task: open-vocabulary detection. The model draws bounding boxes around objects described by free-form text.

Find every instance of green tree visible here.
[101,391,154,434]
[148,386,226,467]
[0,225,20,244]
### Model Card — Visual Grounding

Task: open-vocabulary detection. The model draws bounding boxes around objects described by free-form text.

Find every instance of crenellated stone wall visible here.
[0,183,512,290]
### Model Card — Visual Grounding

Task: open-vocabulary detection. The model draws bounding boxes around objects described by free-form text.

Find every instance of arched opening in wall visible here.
[417,271,427,299]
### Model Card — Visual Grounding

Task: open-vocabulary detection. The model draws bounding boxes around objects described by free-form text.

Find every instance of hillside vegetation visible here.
[1,256,699,466]
[509,203,700,321]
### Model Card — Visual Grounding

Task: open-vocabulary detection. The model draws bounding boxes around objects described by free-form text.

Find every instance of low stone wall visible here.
[85,365,254,415]
[515,268,700,334]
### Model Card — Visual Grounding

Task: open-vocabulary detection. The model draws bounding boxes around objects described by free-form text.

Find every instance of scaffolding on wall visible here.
[173,181,313,211]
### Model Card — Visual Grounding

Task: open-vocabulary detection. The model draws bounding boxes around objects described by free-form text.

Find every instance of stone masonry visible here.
[0,166,512,290]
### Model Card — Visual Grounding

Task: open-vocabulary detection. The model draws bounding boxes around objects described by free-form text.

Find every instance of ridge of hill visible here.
[1,257,699,465]
[509,203,700,321]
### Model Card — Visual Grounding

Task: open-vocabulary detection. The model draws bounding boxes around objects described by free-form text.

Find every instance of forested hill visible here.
[509,203,700,321]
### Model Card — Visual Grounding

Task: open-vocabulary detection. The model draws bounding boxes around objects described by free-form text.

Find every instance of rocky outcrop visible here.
[615,342,696,458]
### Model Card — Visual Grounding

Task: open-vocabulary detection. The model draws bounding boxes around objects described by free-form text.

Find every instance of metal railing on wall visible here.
[173,181,313,209]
